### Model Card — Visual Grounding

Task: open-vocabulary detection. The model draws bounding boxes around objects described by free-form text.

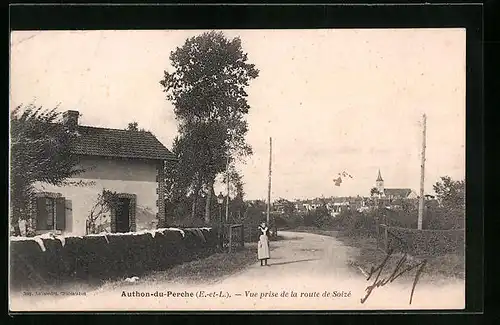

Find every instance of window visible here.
[34,193,67,232]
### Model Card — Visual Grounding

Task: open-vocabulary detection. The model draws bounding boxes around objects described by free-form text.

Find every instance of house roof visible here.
[384,188,413,198]
[73,126,176,161]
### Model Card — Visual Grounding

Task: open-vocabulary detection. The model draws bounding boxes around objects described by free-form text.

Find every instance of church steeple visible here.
[376,169,384,194]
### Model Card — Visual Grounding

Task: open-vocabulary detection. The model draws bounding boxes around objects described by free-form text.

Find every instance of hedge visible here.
[381,225,465,256]
[9,227,217,289]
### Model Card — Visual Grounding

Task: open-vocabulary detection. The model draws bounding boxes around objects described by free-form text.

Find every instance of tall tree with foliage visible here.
[160,31,259,224]
[431,176,465,228]
[127,121,139,131]
[370,187,380,197]
[10,105,85,234]
[126,121,146,132]
[221,167,247,221]
[433,176,465,211]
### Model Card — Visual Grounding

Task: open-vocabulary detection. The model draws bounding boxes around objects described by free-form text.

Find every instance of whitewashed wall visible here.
[33,156,159,236]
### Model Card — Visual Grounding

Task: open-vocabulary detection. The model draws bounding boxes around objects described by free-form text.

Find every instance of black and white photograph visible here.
[9,27,467,311]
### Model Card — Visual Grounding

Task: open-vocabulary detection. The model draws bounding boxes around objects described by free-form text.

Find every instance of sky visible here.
[10,29,466,200]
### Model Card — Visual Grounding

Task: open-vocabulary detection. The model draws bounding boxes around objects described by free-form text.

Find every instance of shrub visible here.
[303,207,335,229]
[9,227,217,289]
[423,205,464,230]
[169,216,210,228]
[239,206,268,242]
[10,240,46,288]
[63,236,85,279]
[40,238,65,285]
[352,212,376,232]
[80,235,112,282]
[385,226,465,256]
[381,207,418,228]
[183,228,217,260]
[274,213,304,230]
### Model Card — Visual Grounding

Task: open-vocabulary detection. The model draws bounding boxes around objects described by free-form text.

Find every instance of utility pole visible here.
[418,114,427,230]
[267,137,272,225]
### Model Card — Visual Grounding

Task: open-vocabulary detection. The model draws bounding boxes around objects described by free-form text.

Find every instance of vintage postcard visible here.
[9,28,466,311]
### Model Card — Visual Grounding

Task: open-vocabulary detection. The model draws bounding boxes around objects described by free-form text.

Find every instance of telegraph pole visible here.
[418,114,427,230]
[267,137,272,225]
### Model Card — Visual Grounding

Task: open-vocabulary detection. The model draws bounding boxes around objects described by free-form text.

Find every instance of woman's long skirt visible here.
[258,235,270,260]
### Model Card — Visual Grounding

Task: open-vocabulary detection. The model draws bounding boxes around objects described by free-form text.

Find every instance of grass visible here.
[144,245,258,284]
[99,244,259,290]
[290,226,465,282]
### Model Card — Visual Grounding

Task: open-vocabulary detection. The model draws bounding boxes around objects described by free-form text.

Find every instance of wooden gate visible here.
[221,224,244,253]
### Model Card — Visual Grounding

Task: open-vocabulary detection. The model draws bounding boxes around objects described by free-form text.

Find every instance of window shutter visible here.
[56,197,66,230]
[36,197,48,230]
[65,199,73,233]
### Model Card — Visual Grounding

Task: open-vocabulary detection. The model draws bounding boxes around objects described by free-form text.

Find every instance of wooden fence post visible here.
[240,225,244,247]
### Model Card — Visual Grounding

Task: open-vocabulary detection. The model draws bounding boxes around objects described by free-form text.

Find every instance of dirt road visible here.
[10,231,465,311]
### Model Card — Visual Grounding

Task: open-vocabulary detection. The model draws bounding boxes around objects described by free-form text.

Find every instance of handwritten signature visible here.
[360,245,427,305]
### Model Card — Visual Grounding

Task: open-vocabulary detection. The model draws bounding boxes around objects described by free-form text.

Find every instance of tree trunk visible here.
[191,174,201,220]
[204,178,215,224]
[11,204,21,236]
[191,195,197,220]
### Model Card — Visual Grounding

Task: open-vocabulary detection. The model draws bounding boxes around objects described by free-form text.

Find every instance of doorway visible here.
[115,198,131,233]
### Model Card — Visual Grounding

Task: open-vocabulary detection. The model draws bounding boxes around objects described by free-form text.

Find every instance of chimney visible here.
[62,110,80,129]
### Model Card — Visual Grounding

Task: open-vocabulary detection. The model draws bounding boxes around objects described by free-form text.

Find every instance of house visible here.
[373,169,418,200]
[303,203,322,211]
[329,202,350,217]
[272,199,286,214]
[294,202,308,213]
[349,196,367,211]
[30,110,177,236]
[383,188,418,200]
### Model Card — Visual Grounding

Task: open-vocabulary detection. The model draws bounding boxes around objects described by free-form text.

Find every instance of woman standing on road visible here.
[258,222,270,266]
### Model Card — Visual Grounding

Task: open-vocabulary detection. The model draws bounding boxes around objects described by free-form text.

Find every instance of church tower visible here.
[376,169,384,195]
